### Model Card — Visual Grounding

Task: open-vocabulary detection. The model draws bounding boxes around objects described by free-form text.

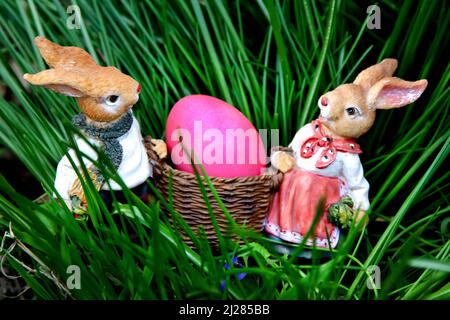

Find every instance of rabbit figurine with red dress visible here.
[267,59,427,248]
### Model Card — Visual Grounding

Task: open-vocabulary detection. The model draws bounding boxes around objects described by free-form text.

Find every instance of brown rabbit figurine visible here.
[23,36,167,212]
[268,59,427,248]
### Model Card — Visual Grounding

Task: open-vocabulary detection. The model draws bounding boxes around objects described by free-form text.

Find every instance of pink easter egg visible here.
[165,95,267,178]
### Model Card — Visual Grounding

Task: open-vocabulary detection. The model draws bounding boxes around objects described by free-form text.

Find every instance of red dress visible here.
[265,120,362,248]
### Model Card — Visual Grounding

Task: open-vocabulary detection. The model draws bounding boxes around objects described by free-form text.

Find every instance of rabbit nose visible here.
[137,84,141,94]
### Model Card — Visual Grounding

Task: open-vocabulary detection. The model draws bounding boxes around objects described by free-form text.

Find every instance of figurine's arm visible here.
[132,114,166,160]
[271,124,312,172]
[54,137,101,210]
[54,154,78,207]
[288,124,313,157]
[341,153,370,225]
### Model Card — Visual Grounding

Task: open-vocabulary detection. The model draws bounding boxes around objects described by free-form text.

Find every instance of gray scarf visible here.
[72,111,133,183]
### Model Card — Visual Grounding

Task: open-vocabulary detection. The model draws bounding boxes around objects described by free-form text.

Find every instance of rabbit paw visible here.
[272,152,296,173]
[151,139,167,159]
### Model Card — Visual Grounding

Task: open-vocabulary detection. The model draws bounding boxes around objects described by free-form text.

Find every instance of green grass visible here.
[0,0,449,300]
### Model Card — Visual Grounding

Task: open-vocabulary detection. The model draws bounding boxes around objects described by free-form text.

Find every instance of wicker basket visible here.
[144,136,283,247]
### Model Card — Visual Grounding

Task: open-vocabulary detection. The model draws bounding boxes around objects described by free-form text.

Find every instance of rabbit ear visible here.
[33,36,97,70]
[23,69,87,97]
[367,77,428,110]
[354,58,398,89]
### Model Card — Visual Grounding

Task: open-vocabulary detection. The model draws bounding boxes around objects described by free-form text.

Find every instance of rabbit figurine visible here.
[268,59,427,248]
[23,36,167,212]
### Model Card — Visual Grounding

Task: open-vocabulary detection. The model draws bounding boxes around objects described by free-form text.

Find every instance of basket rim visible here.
[159,159,280,183]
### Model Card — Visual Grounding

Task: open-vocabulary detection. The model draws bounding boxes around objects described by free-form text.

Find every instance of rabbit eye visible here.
[105,95,120,106]
[346,107,361,117]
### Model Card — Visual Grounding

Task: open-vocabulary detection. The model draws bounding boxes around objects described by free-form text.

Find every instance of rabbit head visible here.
[23,36,141,122]
[317,58,428,139]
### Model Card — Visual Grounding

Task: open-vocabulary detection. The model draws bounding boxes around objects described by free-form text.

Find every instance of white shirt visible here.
[274,123,370,210]
[54,115,152,203]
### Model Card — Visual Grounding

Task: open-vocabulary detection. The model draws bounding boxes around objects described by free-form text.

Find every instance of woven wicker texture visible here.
[145,136,283,247]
